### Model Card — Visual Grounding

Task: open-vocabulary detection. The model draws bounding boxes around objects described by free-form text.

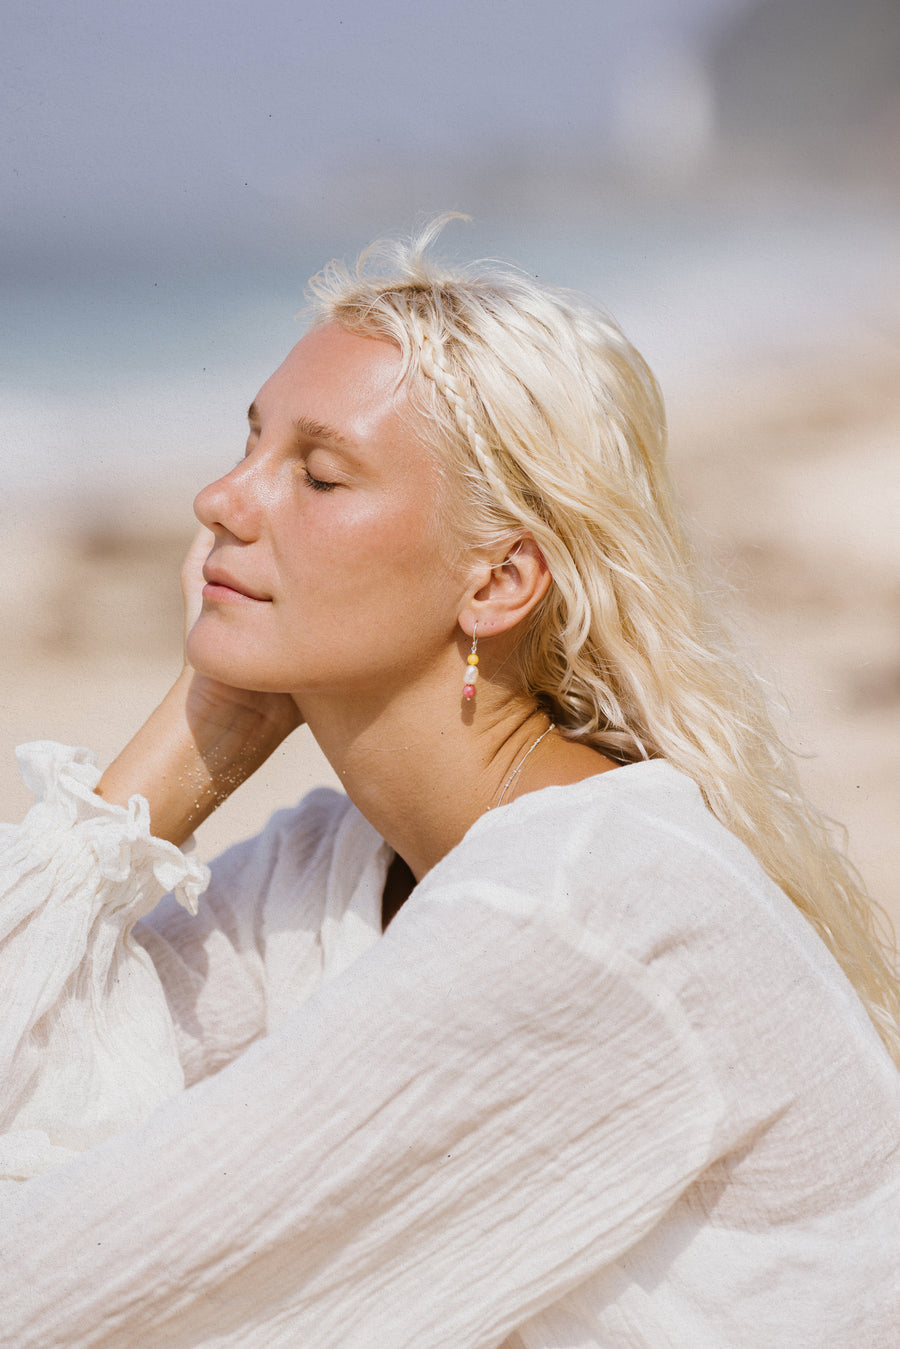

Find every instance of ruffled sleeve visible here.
[0,742,209,1180]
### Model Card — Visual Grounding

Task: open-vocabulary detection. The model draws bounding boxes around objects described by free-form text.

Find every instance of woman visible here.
[1,225,898,1347]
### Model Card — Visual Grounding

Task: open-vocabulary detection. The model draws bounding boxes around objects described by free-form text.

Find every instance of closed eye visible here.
[303,466,339,492]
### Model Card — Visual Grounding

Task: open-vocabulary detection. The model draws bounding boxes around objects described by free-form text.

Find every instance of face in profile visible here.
[189,323,470,705]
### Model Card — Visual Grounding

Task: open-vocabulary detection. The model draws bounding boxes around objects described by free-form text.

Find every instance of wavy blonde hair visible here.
[307,219,900,1066]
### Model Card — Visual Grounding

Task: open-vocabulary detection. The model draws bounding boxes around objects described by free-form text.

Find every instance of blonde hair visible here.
[307,219,900,1066]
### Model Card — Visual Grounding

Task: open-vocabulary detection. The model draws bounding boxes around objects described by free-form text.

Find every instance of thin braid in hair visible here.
[418,332,533,530]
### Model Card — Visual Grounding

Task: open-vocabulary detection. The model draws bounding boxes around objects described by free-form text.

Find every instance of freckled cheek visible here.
[313,502,438,575]
[271,489,445,619]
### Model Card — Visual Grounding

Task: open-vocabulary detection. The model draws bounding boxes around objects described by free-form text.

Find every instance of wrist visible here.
[95,671,298,848]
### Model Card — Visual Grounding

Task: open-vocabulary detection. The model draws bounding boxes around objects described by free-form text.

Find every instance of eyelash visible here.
[303,467,338,493]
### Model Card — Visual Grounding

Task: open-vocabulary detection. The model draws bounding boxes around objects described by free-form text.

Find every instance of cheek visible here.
[287,496,449,594]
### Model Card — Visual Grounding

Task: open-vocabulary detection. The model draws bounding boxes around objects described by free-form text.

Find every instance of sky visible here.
[3,0,750,279]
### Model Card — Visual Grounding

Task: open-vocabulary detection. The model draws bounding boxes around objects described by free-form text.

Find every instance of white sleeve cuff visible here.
[13,740,210,914]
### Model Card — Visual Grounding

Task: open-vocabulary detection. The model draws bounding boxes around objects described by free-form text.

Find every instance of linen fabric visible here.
[0,740,897,1347]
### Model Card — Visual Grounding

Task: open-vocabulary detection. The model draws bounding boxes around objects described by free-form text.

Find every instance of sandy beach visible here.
[2,337,898,951]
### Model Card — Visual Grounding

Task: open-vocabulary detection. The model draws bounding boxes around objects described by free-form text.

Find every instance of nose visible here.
[194,458,261,541]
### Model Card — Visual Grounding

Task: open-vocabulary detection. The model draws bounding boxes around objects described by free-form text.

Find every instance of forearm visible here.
[95,668,298,848]
[1,741,211,1180]
[0,889,718,1348]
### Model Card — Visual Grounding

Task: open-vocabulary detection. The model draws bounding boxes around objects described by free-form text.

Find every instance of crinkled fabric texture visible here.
[0,743,209,1177]
[0,743,898,1347]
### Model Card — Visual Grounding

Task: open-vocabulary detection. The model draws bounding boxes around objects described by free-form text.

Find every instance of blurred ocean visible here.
[4,188,899,514]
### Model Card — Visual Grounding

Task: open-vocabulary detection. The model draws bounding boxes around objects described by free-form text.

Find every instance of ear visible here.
[458,536,552,639]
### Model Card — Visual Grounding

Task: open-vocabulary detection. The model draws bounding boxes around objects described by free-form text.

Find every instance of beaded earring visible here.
[462,624,479,701]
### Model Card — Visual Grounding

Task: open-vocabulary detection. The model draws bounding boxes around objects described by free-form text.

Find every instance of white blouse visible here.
[0,740,897,1348]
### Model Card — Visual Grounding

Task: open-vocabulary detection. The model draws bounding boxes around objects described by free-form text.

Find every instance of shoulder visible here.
[418,762,900,1156]
[421,760,887,1066]
[413,759,780,1012]
[436,760,761,925]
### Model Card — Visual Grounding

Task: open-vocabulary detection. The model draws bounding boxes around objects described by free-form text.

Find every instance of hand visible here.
[180,524,212,646]
[95,530,302,847]
[179,527,303,751]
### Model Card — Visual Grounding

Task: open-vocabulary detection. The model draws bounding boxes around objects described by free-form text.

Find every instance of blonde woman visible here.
[1,225,898,1347]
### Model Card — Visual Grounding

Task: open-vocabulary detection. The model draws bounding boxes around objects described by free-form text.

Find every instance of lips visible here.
[202,564,271,602]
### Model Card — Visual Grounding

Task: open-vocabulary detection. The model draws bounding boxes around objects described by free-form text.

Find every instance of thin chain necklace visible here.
[493,722,555,809]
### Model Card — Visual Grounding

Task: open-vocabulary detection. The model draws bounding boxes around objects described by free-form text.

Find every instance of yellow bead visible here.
[467,653,479,665]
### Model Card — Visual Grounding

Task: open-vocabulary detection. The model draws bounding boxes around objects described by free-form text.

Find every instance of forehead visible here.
[253,323,409,445]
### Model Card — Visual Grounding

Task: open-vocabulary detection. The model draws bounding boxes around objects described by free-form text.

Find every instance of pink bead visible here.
[462,685,476,700]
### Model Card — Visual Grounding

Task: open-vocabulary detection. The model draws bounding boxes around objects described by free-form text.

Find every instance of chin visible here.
[187,626,308,695]
[186,624,261,688]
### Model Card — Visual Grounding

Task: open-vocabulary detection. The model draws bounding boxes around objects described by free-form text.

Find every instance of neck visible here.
[299,676,552,882]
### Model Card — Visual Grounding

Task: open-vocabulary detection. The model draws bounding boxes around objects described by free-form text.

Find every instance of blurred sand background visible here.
[2,0,899,946]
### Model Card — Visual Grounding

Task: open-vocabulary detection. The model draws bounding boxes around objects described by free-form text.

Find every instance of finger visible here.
[181,527,214,642]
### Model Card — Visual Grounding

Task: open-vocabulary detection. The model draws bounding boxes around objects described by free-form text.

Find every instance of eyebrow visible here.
[292,414,356,452]
[246,403,356,454]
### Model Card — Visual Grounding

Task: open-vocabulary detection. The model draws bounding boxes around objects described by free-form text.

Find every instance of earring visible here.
[462,624,479,701]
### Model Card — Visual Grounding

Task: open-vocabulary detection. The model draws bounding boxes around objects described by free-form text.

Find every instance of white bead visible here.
[463,665,479,685]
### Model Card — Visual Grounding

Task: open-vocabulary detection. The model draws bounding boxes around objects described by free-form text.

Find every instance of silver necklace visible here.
[493,723,555,809]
